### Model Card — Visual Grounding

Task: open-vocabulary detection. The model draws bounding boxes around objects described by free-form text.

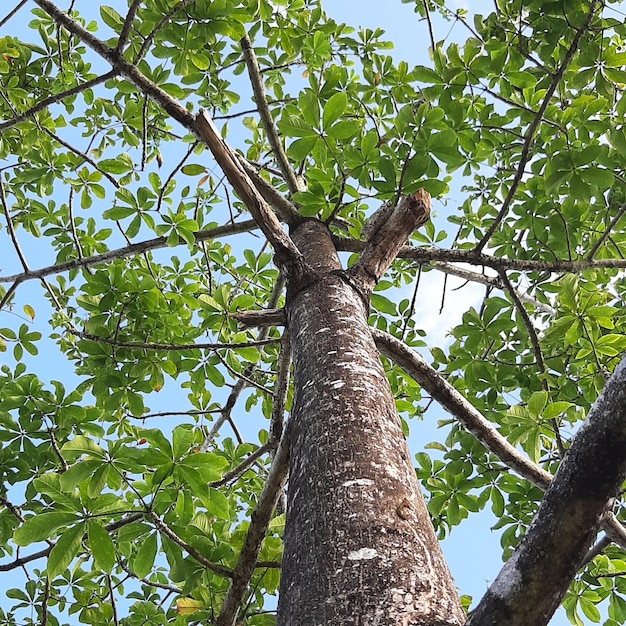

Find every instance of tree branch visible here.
[474,0,602,253]
[587,202,626,260]
[240,33,302,196]
[371,328,552,490]
[0,219,258,284]
[0,71,117,132]
[70,329,278,352]
[216,424,290,626]
[349,190,431,292]
[333,236,626,273]
[467,351,626,625]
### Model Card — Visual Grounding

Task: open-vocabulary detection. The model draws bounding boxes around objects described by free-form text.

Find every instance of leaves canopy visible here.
[1,0,626,624]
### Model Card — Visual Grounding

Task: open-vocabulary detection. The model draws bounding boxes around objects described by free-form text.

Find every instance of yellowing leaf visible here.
[176,598,204,615]
[23,304,35,320]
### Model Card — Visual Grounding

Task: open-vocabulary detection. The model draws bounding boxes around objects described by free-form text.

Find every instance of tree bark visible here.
[277,219,464,625]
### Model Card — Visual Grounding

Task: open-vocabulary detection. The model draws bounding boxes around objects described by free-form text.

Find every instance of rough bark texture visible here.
[276,220,464,626]
[466,353,626,626]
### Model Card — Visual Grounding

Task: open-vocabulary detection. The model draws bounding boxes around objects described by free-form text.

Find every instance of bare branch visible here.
[70,329,279,352]
[216,425,290,626]
[0,219,258,285]
[0,71,117,132]
[195,110,304,268]
[474,0,602,253]
[240,33,302,196]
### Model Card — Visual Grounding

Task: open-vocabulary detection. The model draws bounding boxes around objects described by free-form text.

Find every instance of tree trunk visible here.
[276,220,464,626]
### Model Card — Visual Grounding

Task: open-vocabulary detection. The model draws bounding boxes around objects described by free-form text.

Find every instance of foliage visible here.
[1,0,626,624]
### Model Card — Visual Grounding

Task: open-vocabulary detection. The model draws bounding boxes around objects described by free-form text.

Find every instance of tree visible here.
[1,0,626,624]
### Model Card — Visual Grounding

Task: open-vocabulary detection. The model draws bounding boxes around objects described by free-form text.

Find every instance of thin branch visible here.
[210,441,275,487]
[0,71,117,132]
[0,1,29,29]
[0,179,29,272]
[71,329,279,352]
[587,202,626,260]
[132,0,198,64]
[43,127,120,188]
[498,269,565,456]
[372,328,552,490]
[332,236,626,273]
[115,0,142,53]
[215,424,290,626]
[149,511,232,578]
[474,0,602,253]
[421,0,436,54]
[435,262,556,316]
[0,218,258,284]
[240,33,301,196]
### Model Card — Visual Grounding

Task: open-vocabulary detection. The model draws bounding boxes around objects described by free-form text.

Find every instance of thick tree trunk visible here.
[276,220,464,625]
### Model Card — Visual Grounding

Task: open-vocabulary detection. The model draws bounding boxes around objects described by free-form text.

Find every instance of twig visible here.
[240,33,302,196]
[587,202,626,260]
[70,329,279,352]
[498,269,565,456]
[149,511,232,578]
[474,0,602,253]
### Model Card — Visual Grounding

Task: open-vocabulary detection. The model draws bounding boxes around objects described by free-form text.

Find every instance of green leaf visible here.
[88,520,116,573]
[14,512,80,546]
[47,522,85,578]
[413,65,442,83]
[132,531,158,578]
[181,164,207,176]
[60,435,106,460]
[322,92,348,128]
